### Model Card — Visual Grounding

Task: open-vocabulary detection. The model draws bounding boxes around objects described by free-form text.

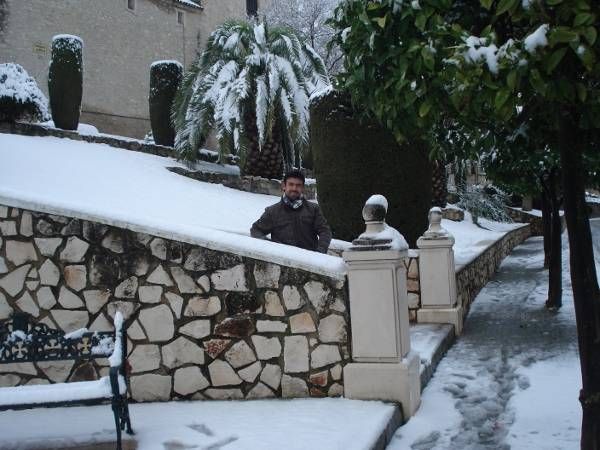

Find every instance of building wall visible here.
[0,0,258,139]
[0,203,349,400]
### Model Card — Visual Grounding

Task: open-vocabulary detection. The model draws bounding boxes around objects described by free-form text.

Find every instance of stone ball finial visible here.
[423,206,451,239]
[349,194,407,251]
[362,194,388,223]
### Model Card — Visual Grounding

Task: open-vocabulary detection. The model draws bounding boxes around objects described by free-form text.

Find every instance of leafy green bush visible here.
[310,89,431,246]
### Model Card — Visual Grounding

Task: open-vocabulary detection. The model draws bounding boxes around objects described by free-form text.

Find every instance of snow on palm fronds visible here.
[172,19,329,164]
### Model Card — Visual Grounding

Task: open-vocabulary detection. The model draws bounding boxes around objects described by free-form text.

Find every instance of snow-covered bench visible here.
[0,311,133,450]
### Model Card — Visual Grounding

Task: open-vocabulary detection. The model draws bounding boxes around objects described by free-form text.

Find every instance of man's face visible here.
[283,177,304,200]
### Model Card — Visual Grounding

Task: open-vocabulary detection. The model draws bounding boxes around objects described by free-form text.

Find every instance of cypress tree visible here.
[310,89,431,247]
[149,60,182,147]
[48,35,83,130]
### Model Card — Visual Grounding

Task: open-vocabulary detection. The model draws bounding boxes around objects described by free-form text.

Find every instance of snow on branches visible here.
[172,19,330,166]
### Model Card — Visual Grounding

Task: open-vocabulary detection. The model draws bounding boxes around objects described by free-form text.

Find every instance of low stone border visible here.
[168,167,317,200]
[587,201,600,218]
[415,323,455,389]
[506,207,566,236]
[1,122,174,158]
[1,122,316,200]
[455,224,531,314]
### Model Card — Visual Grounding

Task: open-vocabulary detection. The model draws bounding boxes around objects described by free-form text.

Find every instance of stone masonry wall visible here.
[407,225,531,319]
[405,253,420,323]
[455,225,531,314]
[0,203,349,401]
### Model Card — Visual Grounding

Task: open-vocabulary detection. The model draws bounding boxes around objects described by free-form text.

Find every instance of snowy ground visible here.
[0,324,452,450]
[0,398,397,450]
[387,220,600,449]
[0,133,521,273]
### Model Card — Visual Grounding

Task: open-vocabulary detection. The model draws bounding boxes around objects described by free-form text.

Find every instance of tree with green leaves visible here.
[330,0,600,445]
[483,127,564,309]
[172,19,329,179]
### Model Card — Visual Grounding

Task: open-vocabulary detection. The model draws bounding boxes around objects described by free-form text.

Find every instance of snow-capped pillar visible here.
[342,195,421,421]
[416,207,463,334]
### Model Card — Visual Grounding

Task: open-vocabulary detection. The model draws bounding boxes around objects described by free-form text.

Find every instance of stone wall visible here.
[455,225,531,313]
[0,203,349,401]
[406,225,531,321]
[506,207,568,236]
[405,252,420,322]
[587,200,600,218]
[506,208,544,236]
[168,167,317,200]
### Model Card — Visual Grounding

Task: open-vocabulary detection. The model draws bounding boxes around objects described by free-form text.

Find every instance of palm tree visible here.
[172,19,329,179]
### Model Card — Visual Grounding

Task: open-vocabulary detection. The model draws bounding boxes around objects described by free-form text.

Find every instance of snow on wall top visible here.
[0,133,347,279]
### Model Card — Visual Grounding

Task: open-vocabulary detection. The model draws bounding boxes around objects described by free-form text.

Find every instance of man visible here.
[251,170,332,253]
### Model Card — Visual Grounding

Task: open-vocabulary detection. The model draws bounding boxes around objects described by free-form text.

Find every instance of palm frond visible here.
[172,17,331,167]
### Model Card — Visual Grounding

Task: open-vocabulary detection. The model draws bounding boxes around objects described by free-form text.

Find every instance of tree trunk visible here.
[544,169,562,310]
[431,159,448,208]
[541,187,552,269]
[243,112,284,180]
[558,109,600,449]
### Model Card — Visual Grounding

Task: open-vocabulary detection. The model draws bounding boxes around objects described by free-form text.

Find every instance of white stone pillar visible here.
[416,207,463,334]
[342,195,421,420]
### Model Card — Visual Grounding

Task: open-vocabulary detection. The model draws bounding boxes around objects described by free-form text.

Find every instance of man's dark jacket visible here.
[251,199,332,253]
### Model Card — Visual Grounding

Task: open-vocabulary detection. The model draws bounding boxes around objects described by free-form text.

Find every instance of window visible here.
[127,0,135,10]
[177,11,184,25]
[246,0,257,17]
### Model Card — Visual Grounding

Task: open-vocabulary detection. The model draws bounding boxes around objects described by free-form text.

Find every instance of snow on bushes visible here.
[0,63,49,123]
[172,19,329,178]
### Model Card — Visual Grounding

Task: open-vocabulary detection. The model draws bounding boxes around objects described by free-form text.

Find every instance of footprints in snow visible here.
[161,423,238,450]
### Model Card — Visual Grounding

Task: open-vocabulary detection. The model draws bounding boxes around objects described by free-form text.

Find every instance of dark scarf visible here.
[282,194,304,210]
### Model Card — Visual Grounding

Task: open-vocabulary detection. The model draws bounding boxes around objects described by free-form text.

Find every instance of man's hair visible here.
[283,169,305,184]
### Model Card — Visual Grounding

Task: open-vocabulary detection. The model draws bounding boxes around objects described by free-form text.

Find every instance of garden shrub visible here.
[149,60,182,147]
[0,63,49,123]
[48,34,83,130]
[310,89,431,247]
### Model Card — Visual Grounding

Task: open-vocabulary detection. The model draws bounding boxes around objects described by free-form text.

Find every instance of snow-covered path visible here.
[388,220,600,449]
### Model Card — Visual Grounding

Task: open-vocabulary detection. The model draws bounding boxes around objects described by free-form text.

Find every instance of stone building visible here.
[0,0,269,138]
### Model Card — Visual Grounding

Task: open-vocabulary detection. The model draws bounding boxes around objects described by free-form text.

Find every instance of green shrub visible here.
[0,63,49,123]
[310,89,431,247]
[48,34,83,130]
[149,60,182,147]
